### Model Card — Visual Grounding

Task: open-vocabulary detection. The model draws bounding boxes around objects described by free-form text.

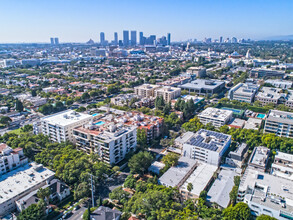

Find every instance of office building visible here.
[238,167,293,219]
[50,38,54,45]
[264,110,293,138]
[250,68,285,78]
[219,36,223,43]
[228,83,259,103]
[180,129,231,166]
[225,143,249,168]
[37,110,93,143]
[265,79,293,89]
[54,37,59,45]
[0,144,28,175]
[130,30,137,46]
[100,32,105,45]
[73,119,137,165]
[248,146,270,172]
[186,67,206,78]
[167,33,171,45]
[114,32,118,45]
[179,79,225,95]
[271,151,293,181]
[0,162,55,216]
[139,32,144,45]
[123,30,129,47]
[255,87,293,107]
[197,107,233,128]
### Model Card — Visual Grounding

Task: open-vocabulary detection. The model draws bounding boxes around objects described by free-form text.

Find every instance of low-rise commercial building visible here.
[265,80,293,89]
[180,129,231,166]
[197,107,233,128]
[179,79,225,95]
[38,110,93,143]
[0,163,55,216]
[228,83,259,103]
[186,67,206,78]
[250,68,285,78]
[264,110,293,138]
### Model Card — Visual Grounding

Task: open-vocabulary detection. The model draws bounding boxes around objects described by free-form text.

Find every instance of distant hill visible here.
[263,35,293,41]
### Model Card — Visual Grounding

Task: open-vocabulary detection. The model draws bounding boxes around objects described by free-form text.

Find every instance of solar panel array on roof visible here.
[187,129,229,152]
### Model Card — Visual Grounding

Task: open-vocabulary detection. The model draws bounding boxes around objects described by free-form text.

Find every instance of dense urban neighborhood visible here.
[1,35,293,220]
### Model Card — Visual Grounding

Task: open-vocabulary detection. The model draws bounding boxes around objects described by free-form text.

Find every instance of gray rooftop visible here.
[266,110,293,125]
[179,79,225,90]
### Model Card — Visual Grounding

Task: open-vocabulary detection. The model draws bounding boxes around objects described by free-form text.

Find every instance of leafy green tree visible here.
[83,204,91,220]
[81,92,90,101]
[223,202,251,220]
[109,186,130,205]
[256,215,277,220]
[37,187,51,205]
[74,182,90,200]
[17,200,46,220]
[124,175,137,189]
[162,153,180,167]
[155,96,165,110]
[21,124,33,132]
[187,183,193,192]
[31,90,37,97]
[0,116,11,126]
[16,99,24,112]
[182,117,203,132]
[199,190,207,200]
[137,129,148,148]
[128,151,153,175]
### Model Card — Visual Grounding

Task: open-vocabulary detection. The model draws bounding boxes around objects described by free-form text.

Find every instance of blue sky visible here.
[0,0,292,43]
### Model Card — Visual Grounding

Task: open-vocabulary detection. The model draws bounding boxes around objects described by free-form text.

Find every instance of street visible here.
[66,206,86,220]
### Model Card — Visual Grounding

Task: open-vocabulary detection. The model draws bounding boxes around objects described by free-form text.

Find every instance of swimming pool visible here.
[257,114,266,119]
[95,121,105,126]
[221,107,241,114]
[92,113,100,117]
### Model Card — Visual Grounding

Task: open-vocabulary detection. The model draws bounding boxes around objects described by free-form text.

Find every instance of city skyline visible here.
[0,0,293,43]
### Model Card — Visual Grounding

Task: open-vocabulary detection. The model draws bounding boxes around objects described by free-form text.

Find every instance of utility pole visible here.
[90,174,95,208]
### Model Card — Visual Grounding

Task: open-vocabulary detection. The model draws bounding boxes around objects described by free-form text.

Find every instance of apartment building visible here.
[0,144,28,175]
[228,83,259,103]
[154,86,181,102]
[134,84,160,98]
[238,168,293,219]
[264,110,293,138]
[225,143,249,168]
[197,107,233,128]
[37,110,93,143]
[271,151,293,181]
[248,146,270,172]
[157,76,191,87]
[110,93,155,108]
[178,129,231,166]
[0,163,55,216]
[73,119,137,165]
[134,84,181,102]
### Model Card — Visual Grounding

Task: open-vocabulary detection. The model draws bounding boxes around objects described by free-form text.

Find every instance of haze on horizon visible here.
[1,0,293,43]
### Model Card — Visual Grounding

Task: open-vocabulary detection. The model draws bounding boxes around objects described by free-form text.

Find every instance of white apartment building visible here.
[0,163,55,216]
[197,107,233,128]
[228,83,259,103]
[38,110,93,143]
[73,120,137,165]
[154,86,181,102]
[264,110,293,138]
[179,129,232,166]
[238,168,293,219]
[0,144,28,175]
[271,151,293,181]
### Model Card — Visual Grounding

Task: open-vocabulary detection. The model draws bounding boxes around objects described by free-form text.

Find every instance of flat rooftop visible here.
[256,87,288,100]
[179,79,224,90]
[207,168,238,208]
[198,107,233,121]
[42,110,92,126]
[183,129,231,153]
[180,162,217,197]
[0,163,55,204]
[158,157,197,188]
[275,151,293,162]
[266,110,293,125]
[249,146,270,168]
